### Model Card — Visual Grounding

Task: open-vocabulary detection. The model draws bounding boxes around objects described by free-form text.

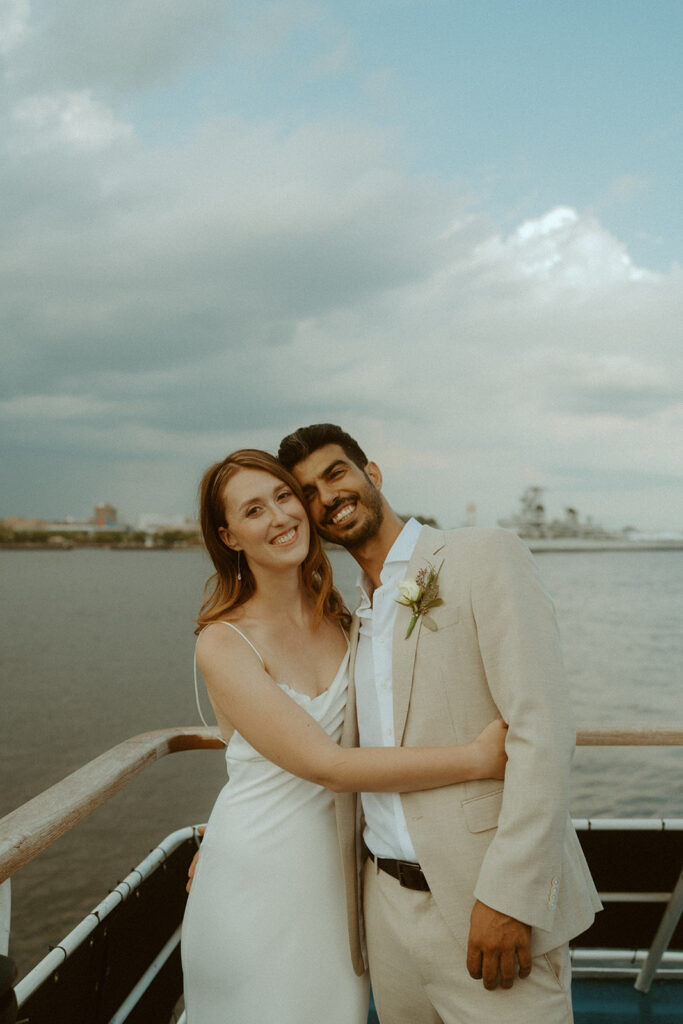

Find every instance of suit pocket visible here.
[461,787,503,833]
[540,946,569,991]
[418,609,461,635]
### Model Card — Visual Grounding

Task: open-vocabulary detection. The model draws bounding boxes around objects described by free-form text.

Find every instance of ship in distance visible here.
[498,487,683,552]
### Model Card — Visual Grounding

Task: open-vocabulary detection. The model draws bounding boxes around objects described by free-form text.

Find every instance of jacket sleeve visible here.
[468,529,575,932]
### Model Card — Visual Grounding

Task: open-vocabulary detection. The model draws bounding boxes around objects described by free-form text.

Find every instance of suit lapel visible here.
[393,527,446,744]
[341,614,360,748]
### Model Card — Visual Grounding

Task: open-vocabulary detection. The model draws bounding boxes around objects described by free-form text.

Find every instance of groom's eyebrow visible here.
[322,459,347,477]
[300,459,347,499]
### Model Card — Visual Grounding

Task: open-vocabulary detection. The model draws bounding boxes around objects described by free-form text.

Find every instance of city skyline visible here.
[2,1,682,532]
[1,484,674,539]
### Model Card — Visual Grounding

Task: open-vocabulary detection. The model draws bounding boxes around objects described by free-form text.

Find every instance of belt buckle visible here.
[396,859,417,889]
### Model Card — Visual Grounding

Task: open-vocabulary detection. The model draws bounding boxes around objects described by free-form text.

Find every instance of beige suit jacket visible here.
[335,526,601,975]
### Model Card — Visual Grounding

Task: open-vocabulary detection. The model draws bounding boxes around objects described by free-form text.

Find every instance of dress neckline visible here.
[278,645,349,703]
[217,619,349,703]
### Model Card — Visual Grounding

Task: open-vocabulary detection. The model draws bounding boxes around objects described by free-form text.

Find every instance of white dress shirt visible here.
[355,517,423,862]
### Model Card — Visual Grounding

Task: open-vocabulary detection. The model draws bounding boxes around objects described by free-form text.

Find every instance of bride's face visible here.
[219,467,310,573]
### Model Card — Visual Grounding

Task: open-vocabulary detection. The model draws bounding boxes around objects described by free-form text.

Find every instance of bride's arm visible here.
[197,627,507,794]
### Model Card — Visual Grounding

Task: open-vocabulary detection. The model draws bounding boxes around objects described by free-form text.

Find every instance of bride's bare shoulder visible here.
[197,620,245,657]
[197,616,266,669]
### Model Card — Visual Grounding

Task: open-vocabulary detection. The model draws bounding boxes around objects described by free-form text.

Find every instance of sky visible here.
[1,0,682,532]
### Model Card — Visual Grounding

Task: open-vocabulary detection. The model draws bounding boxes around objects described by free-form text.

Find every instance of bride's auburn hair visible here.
[196,449,350,634]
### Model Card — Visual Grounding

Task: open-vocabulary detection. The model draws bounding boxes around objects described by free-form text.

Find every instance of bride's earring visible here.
[237,551,242,582]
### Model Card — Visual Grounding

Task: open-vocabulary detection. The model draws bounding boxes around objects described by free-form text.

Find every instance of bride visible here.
[181,449,507,1023]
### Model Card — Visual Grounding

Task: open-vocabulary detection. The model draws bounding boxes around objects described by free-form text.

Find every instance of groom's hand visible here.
[466,900,532,990]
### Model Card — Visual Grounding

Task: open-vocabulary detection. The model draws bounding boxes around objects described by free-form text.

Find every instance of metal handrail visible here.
[13,826,199,1010]
[1,725,681,885]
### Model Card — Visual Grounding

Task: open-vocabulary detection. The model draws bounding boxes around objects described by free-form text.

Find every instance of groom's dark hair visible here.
[278,424,368,473]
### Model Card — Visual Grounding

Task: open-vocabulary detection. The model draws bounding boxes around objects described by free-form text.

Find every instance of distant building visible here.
[2,516,47,532]
[2,507,127,536]
[399,515,440,528]
[2,505,200,544]
[93,503,118,527]
[136,513,200,534]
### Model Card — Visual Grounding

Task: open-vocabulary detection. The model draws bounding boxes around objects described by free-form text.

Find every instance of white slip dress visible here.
[181,622,369,1023]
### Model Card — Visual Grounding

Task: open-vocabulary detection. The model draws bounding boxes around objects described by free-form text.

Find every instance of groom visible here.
[278,424,601,1024]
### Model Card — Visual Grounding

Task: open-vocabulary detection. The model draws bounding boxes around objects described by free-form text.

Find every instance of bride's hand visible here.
[186,826,206,893]
[470,719,508,780]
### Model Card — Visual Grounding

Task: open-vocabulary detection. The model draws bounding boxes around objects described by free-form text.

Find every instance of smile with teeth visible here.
[330,502,356,526]
[272,527,297,545]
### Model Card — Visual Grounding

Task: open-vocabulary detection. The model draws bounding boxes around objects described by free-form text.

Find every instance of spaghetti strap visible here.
[216,621,266,665]
[193,621,265,740]
[193,648,223,740]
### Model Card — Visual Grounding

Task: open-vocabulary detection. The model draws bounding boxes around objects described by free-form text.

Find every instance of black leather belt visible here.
[366,849,430,892]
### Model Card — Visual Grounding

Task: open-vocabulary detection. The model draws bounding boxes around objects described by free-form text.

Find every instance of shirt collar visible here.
[383,517,423,567]
[355,518,423,604]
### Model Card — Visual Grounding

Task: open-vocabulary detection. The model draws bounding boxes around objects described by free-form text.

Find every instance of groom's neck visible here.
[349,508,404,591]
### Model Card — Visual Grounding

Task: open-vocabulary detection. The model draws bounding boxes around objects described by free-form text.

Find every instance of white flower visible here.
[395,561,445,638]
[398,578,421,603]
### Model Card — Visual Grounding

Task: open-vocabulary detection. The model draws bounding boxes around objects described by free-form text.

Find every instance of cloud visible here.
[0,393,120,420]
[1,2,681,532]
[473,206,656,290]
[227,0,326,60]
[4,176,681,530]
[10,90,133,149]
[7,0,231,94]
[1,113,472,400]
[535,354,680,419]
[0,0,29,57]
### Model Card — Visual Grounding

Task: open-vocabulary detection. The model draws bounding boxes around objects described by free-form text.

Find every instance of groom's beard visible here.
[318,478,384,550]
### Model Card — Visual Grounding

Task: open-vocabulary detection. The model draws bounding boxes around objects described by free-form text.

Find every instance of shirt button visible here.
[387,728,393,737]
[378,637,385,644]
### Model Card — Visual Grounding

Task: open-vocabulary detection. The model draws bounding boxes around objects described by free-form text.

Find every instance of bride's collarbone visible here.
[223,611,345,697]
[265,631,346,698]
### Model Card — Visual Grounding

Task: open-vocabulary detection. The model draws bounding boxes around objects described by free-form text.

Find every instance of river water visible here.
[1,546,682,974]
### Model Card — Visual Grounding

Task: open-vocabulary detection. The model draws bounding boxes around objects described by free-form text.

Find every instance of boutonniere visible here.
[396,560,444,638]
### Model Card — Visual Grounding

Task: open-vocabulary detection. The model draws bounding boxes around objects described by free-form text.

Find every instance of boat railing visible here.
[0,726,682,1003]
[0,727,223,887]
[0,727,222,1024]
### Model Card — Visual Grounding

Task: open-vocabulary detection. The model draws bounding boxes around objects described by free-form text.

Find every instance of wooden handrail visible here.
[1,726,681,884]
[576,727,683,746]
[0,727,223,884]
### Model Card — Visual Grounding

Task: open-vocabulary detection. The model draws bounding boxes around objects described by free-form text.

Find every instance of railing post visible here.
[0,887,17,1024]
[0,882,9,957]
[634,867,683,993]
[0,884,13,1024]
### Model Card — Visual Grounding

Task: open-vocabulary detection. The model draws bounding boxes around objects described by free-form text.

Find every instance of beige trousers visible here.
[363,859,574,1024]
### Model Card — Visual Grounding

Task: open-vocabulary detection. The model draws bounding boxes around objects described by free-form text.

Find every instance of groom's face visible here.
[291,443,384,549]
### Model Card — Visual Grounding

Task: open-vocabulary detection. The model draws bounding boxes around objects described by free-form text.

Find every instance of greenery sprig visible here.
[396,560,444,638]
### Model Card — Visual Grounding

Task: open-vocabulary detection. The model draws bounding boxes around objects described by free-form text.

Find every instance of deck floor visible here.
[364,981,683,1024]
[572,979,682,1023]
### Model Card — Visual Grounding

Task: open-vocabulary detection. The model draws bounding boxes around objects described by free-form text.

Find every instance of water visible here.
[1,547,682,974]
